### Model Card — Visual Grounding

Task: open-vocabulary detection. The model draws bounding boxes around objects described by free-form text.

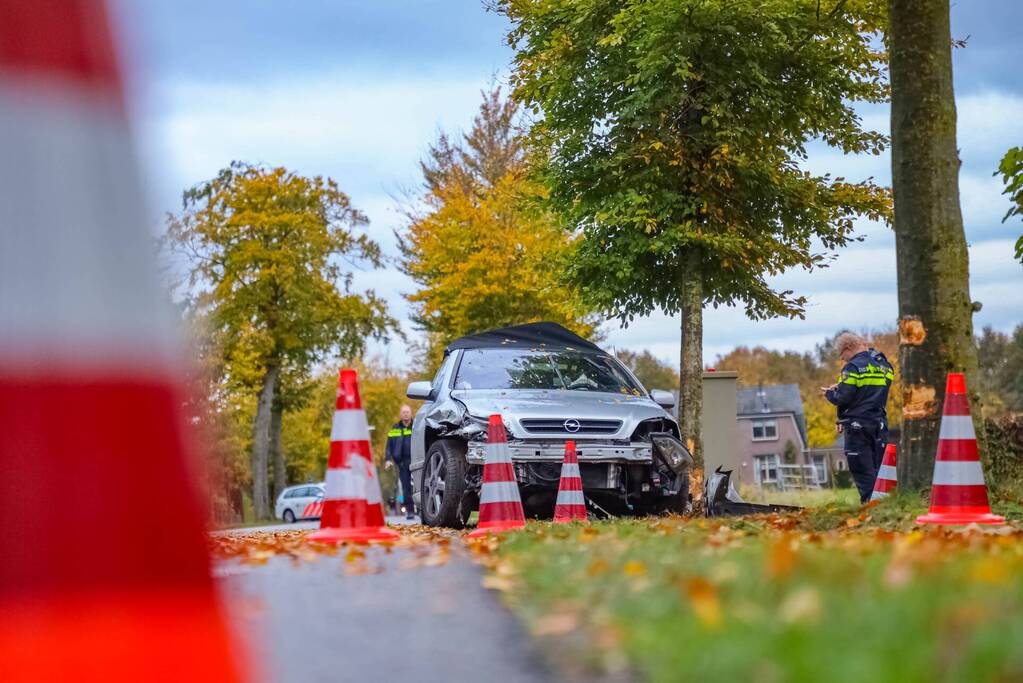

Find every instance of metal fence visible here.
[776,464,822,491]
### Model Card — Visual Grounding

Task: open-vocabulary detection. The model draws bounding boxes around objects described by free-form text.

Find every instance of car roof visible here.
[445,322,603,355]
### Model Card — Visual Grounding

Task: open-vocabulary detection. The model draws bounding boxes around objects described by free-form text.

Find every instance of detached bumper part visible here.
[703,466,801,517]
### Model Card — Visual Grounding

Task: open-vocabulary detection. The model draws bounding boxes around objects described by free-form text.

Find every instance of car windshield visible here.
[453,349,645,395]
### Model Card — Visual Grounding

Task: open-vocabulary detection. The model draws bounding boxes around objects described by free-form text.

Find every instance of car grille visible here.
[520,418,623,435]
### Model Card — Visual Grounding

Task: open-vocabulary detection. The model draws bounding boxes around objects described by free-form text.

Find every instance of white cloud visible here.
[137,72,492,232]
[957,91,1023,168]
[138,71,1023,372]
[605,238,1022,367]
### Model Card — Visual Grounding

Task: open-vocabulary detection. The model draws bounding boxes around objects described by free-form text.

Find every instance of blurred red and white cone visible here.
[307,369,399,544]
[553,440,587,522]
[870,444,897,501]
[0,1,242,680]
[916,373,1004,525]
[467,415,525,537]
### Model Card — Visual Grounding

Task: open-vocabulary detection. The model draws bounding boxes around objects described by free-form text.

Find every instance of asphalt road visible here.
[214,519,552,683]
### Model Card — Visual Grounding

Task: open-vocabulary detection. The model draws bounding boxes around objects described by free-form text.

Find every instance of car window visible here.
[284,488,300,499]
[549,353,644,395]
[453,349,643,395]
[429,352,458,398]
[301,487,318,497]
[454,349,561,390]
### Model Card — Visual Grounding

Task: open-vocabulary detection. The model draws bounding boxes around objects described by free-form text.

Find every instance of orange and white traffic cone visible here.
[553,440,587,523]
[0,2,242,679]
[870,444,897,501]
[467,415,526,537]
[308,369,400,543]
[916,373,1005,525]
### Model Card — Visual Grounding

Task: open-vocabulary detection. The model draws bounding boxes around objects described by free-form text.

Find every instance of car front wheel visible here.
[283,508,296,524]
[420,439,469,529]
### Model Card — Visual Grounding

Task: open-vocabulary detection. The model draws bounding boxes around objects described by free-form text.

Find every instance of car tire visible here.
[420,439,468,529]
[283,508,296,524]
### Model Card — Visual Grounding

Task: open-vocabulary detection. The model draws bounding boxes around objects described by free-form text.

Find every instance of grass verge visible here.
[475,496,1023,683]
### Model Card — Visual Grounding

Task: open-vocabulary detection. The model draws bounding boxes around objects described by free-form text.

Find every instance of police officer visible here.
[384,404,416,519]
[822,333,894,503]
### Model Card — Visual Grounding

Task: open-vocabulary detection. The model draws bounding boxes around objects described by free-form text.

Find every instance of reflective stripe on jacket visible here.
[825,349,894,424]
[385,421,413,464]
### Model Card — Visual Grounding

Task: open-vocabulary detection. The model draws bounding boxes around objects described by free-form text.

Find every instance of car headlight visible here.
[650,433,694,474]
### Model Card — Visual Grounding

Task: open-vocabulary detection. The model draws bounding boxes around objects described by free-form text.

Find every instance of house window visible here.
[754,454,780,484]
[752,419,778,441]
[811,455,827,484]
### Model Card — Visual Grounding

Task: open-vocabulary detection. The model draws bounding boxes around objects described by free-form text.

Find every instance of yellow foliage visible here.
[403,169,597,367]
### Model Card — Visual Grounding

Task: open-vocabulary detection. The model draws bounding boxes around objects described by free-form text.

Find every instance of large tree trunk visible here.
[889,0,980,490]
[251,363,279,519]
[270,399,286,501]
[678,251,704,469]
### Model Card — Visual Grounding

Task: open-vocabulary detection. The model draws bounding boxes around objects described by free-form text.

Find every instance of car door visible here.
[278,487,299,518]
[293,486,317,517]
[411,351,459,476]
[300,486,324,518]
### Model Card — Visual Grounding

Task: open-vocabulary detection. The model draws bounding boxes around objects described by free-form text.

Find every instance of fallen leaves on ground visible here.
[208,524,462,569]
[482,500,1023,683]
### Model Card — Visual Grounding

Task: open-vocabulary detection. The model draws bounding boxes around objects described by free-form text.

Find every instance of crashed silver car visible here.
[406,323,694,528]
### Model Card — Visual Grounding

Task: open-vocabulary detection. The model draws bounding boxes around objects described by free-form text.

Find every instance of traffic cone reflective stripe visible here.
[307,369,398,543]
[468,414,525,537]
[1,1,242,679]
[554,441,587,522]
[870,444,897,500]
[917,373,1004,525]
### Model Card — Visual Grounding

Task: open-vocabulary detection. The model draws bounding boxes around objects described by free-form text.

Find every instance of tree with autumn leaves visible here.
[500,0,892,467]
[399,88,599,367]
[165,163,397,519]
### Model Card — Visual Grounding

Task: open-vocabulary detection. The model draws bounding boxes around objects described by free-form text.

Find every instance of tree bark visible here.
[679,250,704,469]
[889,0,980,490]
[251,363,279,519]
[270,398,286,501]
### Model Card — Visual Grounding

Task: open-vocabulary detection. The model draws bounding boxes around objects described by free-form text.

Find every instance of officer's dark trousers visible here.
[398,459,415,515]
[844,421,886,503]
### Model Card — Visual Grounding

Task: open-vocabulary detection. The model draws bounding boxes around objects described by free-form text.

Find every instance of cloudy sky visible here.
[114,0,1023,368]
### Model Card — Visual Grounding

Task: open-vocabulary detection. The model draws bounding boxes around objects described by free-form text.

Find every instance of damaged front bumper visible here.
[464,433,693,510]
[465,440,653,464]
[703,466,801,517]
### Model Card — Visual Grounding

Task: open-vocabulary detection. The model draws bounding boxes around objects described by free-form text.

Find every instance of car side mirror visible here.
[650,389,675,409]
[406,381,432,400]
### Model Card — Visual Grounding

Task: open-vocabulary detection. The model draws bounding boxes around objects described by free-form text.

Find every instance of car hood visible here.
[450,388,673,440]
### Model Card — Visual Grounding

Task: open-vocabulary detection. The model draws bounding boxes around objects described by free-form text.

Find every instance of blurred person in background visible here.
[384,404,416,519]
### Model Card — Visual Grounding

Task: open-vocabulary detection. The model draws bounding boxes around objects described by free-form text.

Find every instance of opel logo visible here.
[563,419,581,433]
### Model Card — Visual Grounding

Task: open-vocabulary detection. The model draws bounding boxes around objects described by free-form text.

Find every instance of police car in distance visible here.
[274,483,325,523]
[406,323,693,528]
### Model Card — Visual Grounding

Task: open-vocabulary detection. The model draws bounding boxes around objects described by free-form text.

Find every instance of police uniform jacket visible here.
[385,421,413,464]
[824,349,894,424]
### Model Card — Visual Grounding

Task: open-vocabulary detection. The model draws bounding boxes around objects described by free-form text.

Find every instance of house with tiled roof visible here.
[733,384,813,486]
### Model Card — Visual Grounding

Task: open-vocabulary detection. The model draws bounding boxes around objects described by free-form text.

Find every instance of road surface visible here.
[214,519,552,683]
